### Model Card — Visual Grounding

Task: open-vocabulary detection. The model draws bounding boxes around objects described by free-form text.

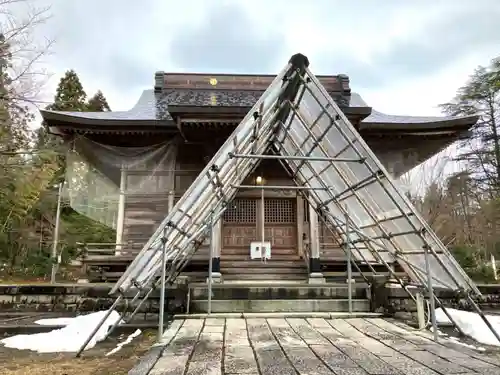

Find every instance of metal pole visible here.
[467,295,500,344]
[345,208,352,314]
[230,153,363,163]
[75,295,123,357]
[51,182,63,284]
[233,184,333,191]
[261,183,265,262]
[158,230,168,340]
[207,211,214,315]
[423,245,438,341]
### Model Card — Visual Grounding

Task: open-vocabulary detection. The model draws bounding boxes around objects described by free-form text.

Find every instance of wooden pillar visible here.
[115,166,127,256]
[211,219,222,274]
[308,202,325,283]
[296,195,304,258]
[167,190,175,212]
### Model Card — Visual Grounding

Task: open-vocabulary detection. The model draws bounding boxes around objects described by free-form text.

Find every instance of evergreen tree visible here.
[36,70,88,156]
[87,90,111,111]
[46,70,87,112]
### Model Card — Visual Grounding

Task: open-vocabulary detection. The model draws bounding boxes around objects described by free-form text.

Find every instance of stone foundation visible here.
[0,284,188,314]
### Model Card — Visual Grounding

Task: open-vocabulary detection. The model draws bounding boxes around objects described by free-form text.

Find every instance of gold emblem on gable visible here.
[209,78,218,86]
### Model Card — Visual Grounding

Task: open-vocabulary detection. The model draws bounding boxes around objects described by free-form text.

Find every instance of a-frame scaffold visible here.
[76,53,499,356]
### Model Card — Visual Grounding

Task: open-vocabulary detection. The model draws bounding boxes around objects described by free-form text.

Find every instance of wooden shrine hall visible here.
[40,69,477,284]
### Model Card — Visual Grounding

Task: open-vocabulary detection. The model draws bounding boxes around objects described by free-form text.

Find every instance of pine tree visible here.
[46,70,87,112]
[36,70,88,153]
[87,90,111,111]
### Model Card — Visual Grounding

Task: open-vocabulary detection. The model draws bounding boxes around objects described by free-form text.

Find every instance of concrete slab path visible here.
[130,317,500,375]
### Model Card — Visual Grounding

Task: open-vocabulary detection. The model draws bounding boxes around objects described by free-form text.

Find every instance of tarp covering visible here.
[65,136,178,230]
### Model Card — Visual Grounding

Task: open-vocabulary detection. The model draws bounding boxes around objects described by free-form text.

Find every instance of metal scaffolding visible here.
[75,53,499,356]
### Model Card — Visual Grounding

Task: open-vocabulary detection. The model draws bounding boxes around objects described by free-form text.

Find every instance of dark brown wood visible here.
[160,73,349,92]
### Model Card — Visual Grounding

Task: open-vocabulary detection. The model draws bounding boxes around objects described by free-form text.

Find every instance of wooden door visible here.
[264,198,297,249]
[222,199,257,248]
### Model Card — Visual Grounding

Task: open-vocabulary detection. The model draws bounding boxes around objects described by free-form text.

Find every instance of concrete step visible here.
[190,299,370,313]
[190,284,370,300]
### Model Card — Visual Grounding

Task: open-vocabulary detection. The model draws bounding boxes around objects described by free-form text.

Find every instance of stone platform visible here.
[129,317,500,375]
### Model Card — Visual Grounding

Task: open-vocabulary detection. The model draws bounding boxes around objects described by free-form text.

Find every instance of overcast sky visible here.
[29,0,500,117]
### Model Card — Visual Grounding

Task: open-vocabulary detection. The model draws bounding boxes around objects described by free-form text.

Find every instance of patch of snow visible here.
[105,329,142,356]
[35,316,75,326]
[428,326,447,336]
[447,336,486,352]
[0,310,121,353]
[435,308,500,347]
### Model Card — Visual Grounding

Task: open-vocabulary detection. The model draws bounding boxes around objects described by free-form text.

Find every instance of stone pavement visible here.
[133,317,500,375]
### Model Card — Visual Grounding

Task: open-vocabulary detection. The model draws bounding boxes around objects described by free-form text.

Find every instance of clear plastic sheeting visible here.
[275,68,478,293]
[79,56,493,358]
[65,136,178,231]
[111,64,294,293]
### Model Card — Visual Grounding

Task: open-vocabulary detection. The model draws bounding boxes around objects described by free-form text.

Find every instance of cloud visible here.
[315,1,500,89]
[23,0,500,116]
[167,3,286,73]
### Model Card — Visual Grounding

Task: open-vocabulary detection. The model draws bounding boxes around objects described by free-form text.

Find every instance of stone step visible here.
[221,260,306,268]
[190,298,370,313]
[222,274,307,281]
[221,267,307,275]
[176,312,383,319]
[222,248,298,255]
[190,284,370,300]
[221,255,303,261]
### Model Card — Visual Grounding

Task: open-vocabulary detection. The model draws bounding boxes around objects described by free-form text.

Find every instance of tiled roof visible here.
[350,93,477,129]
[40,88,477,131]
[163,89,262,107]
[41,90,173,124]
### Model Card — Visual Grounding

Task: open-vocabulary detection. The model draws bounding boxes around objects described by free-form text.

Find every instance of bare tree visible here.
[0,0,52,154]
[0,0,52,102]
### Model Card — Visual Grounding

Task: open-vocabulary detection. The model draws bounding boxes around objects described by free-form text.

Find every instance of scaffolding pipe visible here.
[424,245,438,341]
[76,295,123,357]
[232,184,333,191]
[207,211,214,315]
[345,208,353,314]
[50,182,63,284]
[230,153,363,163]
[158,228,168,340]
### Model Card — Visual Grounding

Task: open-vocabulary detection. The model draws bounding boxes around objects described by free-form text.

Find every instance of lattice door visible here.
[264,198,297,249]
[223,199,257,224]
[222,199,257,248]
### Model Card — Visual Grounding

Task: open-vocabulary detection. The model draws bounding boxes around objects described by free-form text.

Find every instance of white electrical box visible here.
[250,241,271,260]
